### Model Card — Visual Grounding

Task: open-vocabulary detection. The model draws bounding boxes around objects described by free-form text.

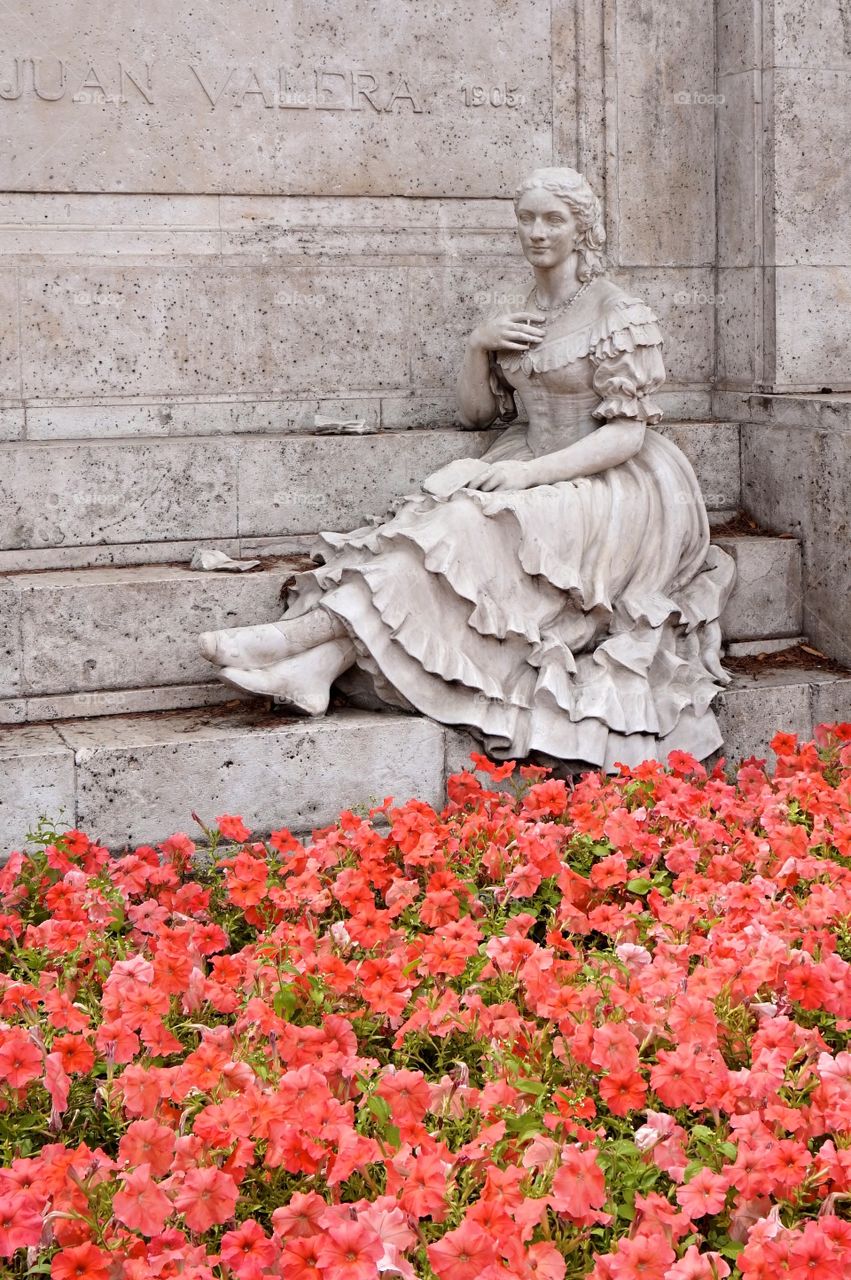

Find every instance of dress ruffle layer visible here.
[288,430,736,770]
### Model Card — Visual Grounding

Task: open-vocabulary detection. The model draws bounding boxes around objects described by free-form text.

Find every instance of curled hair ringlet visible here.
[513,167,606,282]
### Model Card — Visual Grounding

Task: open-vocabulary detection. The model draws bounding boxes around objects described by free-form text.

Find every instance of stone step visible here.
[0,422,741,566]
[1,665,848,854]
[0,532,802,723]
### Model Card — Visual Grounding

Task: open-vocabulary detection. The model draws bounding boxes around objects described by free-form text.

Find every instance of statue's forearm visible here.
[456,338,499,428]
[533,421,646,484]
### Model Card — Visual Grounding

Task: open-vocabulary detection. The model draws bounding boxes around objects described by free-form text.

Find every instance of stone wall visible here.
[0,0,719,539]
[716,0,851,393]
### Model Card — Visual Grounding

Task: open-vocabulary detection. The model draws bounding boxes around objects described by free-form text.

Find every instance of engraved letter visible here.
[74,64,109,99]
[351,70,382,112]
[236,66,274,107]
[0,58,24,100]
[190,64,235,108]
[315,68,348,110]
[277,68,311,109]
[384,75,423,113]
[33,57,67,101]
[120,62,154,104]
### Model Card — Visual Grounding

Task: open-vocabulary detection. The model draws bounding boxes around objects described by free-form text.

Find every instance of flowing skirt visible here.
[287,427,736,770]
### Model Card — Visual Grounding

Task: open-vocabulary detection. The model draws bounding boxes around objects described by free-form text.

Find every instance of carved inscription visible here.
[0,59,424,112]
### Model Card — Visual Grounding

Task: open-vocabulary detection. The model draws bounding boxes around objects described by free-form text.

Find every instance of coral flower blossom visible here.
[549,1146,608,1218]
[112,1164,172,1237]
[427,1219,497,1280]
[50,1241,112,1280]
[0,1190,43,1257]
[316,1220,383,1280]
[171,1166,239,1232]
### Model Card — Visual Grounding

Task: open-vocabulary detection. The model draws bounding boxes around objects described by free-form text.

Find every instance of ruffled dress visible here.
[288,276,735,769]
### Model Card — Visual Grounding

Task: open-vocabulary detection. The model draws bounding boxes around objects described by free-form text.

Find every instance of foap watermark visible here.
[673,290,726,307]
[671,90,725,107]
[273,289,328,309]
[71,289,124,309]
[473,290,529,310]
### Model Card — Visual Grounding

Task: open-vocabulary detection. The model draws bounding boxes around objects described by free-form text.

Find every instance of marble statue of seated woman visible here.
[199,166,735,770]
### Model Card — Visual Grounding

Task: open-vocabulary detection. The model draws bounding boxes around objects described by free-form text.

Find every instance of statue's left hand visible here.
[467,460,540,492]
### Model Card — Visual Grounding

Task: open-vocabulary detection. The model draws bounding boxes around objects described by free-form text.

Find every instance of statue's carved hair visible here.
[513,168,606,282]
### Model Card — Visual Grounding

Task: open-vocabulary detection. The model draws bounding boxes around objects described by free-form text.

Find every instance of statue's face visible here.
[515,187,579,269]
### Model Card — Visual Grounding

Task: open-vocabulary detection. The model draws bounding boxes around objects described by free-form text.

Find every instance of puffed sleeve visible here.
[590,340,666,425]
[487,351,518,423]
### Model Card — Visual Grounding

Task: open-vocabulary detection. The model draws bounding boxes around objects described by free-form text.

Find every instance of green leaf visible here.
[626,877,653,894]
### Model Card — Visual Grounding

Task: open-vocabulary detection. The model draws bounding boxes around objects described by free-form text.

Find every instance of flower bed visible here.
[2,729,851,1279]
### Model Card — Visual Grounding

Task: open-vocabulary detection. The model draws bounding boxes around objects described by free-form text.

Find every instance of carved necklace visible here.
[533,279,592,326]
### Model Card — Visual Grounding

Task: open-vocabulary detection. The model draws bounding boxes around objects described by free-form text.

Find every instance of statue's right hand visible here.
[470,310,546,353]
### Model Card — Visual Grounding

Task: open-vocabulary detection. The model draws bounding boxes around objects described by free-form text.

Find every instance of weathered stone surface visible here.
[0,725,75,855]
[62,707,446,847]
[712,670,817,765]
[811,678,851,730]
[774,269,851,391]
[236,430,494,537]
[613,269,716,388]
[771,0,851,68]
[656,422,741,510]
[15,563,293,695]
[19,263,410,399]
[716,74,759,267]
[0,439,237,550]
[717,0,757,75]
[773,71,851,267]
[742,420,851,664]
[716,268,760,388]
[0,269,20,399]
[0,684,246,726]
[0,1,553,196]
[613,1,716,267]
[0,193,221,255]
[0,577,21,697]
[716,535,803,641]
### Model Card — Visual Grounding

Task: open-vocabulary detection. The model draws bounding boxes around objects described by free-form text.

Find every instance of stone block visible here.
[742,421,851,664]
[0,439,237,550]
[811,678,851,731]
[614,0,716,266]
[62,707,447,848]
[716,535,803,640]
[0,1,553,196]
[408,264,533,388]
[613,269,716,387]
[656,421,741,510]
[16,563,293,696]
[716,74,759,267]
[0,725,76,858]
[236,429,494,537]
[773,70,851,267]
[713,670,814,765]
[717,0,758,75]
[716,267,761,387]
[0,268,20,399]
[774,267,851,391]
[0,577,21,698]
[771,0,851,68]
[19,262,410,399]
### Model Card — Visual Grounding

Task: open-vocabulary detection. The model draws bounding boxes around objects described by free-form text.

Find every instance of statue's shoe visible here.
[199,621,297,669]
[219,657,331,716]
[216,639,354,716]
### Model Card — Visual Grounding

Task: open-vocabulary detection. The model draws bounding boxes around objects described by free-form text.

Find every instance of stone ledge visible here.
[2,670,850,856]
[0,421,742,562]
[0,531,803,716]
